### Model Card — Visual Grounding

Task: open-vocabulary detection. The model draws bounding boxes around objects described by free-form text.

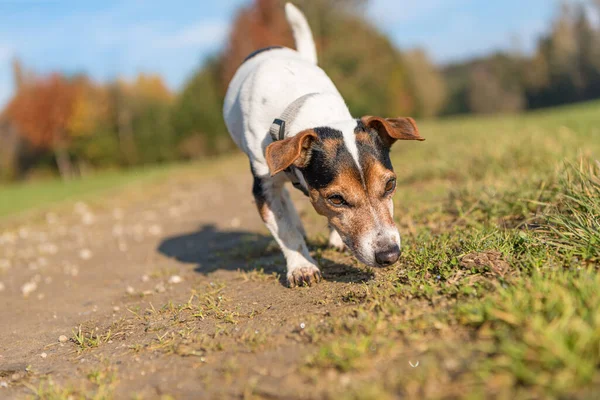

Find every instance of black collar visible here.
[270,117,309,197]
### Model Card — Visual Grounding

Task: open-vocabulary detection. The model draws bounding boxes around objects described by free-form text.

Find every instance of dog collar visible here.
[268,93,319,197]
[269,93,318,141]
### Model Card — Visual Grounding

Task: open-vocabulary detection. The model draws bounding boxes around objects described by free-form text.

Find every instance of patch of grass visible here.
[537,160,600,261]
[71,325,113,352]
[238,267,279,282]
[239,328,268,352]
[26,364,117,400]
[193,286,239,324]
[307,337,377,372]
[26,378,78,400]
[458,268,600,396]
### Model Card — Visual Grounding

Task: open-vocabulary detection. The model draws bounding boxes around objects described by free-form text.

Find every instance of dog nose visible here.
[375,244,401,266]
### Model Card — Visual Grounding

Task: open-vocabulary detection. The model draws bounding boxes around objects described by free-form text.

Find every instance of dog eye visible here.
[328,195,347,207]
[384,178,396,194]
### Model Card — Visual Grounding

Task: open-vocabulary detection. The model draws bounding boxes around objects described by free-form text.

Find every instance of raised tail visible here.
[285,3,318,65]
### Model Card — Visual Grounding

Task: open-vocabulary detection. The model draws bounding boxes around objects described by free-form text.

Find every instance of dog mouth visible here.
[340,231,402,268]
[339,236,380,268]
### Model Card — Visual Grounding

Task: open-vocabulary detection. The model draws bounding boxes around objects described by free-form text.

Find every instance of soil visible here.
[0,159,380,399]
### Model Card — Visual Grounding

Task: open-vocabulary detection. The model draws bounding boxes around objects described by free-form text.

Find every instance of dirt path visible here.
[0,157,377,399]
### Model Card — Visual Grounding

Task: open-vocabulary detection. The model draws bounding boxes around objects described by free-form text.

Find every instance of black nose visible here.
[375,245,401,266]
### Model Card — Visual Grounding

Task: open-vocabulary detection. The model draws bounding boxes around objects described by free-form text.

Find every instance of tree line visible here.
[444,1,600,115]
[1,0,599,180]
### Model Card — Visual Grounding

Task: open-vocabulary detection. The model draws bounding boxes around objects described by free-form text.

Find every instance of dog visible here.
[223,3,424,287]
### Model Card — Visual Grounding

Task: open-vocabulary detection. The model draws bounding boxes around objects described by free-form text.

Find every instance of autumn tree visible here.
[220,0,415,118]
[116,74,175,164]
[6,74,78,178]
[221,0,295,91]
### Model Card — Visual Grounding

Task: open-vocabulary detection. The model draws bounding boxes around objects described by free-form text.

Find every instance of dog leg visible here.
[253,174,321,287]
[328,225,346,251]
[281,186,307,239]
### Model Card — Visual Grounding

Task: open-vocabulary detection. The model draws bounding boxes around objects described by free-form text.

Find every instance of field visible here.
[0,101,599,399]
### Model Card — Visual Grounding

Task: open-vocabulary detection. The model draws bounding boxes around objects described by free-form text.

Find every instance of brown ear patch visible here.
[362,116,424,147]
[265,129,317,176]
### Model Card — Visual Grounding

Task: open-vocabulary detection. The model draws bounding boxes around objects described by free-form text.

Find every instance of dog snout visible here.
[374,244,401,267]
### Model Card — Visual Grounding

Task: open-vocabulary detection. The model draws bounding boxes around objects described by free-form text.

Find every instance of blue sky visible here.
[0,0,573,107]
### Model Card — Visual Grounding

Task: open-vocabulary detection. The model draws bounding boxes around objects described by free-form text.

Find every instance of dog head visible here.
[266,116,424,267]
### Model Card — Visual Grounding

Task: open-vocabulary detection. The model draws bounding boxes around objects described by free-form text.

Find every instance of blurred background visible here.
[1,0,599,182]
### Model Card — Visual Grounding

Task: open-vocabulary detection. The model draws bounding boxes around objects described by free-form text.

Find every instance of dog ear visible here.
[362,116,424,147]
[265,129,318,176]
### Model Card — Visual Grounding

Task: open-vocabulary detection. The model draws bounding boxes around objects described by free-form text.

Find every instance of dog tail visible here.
[285,3,318,65]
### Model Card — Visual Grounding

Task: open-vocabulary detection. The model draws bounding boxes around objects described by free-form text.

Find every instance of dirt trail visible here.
[0,158,374,399]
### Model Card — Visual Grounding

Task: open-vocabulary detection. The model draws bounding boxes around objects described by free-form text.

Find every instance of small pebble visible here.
[40,352,47,359]
[148,225,162,236]
[155,283,166,293]
[58,335,68,343]
[79,249,93,260]
[81,213,95,225]
[0,381,7,388]
[113,306,120,312]
[126,286,135,294]
[168,275,183,284]
[21,281,38,297]
[141,275,150,283]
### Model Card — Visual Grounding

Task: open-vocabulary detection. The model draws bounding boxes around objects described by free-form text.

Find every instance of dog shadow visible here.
[157,223,374,287]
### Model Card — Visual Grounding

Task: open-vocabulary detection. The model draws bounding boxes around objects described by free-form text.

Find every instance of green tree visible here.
[467,61,525,114]
[172,59,231,158]
[404,49,447,118]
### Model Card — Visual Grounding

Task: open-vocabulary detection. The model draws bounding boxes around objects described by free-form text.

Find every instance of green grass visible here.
[0,154,247,219]
[0,166,168,218]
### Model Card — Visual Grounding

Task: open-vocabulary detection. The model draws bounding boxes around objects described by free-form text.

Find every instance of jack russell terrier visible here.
[223,3,424,287]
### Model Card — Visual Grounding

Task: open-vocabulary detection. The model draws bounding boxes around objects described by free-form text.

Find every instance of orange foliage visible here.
[68,77,109,137]
[117,73,173,104]
[221,0,295,91]
[6,74,77,149]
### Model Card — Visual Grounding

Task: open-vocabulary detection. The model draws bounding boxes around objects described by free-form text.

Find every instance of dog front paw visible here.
[288,265,322,288]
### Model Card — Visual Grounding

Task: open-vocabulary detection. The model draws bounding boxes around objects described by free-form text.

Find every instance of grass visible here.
[26,363,117,400]
[0,165,169,218]
[0,154,247,219]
